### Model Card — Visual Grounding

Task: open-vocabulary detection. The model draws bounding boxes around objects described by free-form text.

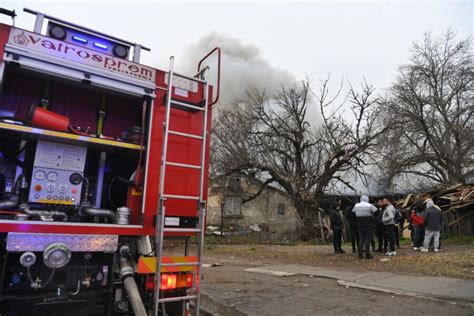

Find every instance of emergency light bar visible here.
[24,7,149,63]
[49,21,129,59]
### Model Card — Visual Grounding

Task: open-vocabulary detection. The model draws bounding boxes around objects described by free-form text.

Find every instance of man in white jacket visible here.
[352,195,377,259]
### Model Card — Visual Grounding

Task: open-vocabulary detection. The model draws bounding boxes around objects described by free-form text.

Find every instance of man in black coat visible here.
[328,202,345,254]
[344,199,359,253]
[374,199,387,252]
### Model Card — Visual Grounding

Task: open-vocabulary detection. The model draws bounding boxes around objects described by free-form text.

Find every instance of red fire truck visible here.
[0,7,220,316]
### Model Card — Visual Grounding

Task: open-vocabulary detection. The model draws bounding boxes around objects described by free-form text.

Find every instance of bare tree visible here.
[378,31,473,188]
[212,79,386,240]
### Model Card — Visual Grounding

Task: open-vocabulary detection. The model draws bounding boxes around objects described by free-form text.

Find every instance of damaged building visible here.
[207,174,297,236]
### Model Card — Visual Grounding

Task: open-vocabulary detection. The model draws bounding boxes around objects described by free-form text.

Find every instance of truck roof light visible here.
[72,35,88,44]
[113,45,128,59]
[93,42,108,50]
[49,25,66,40]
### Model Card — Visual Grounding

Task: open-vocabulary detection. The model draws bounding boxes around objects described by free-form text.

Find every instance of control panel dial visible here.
[34,170,46,180]
[47,171,59,182]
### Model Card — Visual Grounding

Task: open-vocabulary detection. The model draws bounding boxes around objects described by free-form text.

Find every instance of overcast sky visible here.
[2,0,472,94]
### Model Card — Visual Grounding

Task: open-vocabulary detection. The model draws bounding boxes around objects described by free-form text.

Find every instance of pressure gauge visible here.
[69,173,83,185]
[47,171,59,182]
[34,170,46,181]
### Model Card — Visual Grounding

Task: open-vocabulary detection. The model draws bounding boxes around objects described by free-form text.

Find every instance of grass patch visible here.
[204,242,474,280]
[204,233,298,245]
[443,236,474,245]
[204,233,473,247]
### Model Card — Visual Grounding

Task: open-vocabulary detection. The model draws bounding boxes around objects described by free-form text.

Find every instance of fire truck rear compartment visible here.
[0,56,203,315]
[0,63,151,314]
[0,65,146,224]
[0,8,218,314]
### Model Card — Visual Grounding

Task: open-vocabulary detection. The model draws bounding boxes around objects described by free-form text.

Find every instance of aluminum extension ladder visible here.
[153,56,210,316]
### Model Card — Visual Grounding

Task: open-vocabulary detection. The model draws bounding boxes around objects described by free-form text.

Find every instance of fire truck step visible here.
[158,295,197,303]
[163,228,201,233]
[171,100,205,111]
[163,194,200,200]
[168,130,203,140]
[166,161,201,169]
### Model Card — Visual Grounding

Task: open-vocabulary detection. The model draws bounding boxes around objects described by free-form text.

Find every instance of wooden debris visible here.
[395,184,474,236]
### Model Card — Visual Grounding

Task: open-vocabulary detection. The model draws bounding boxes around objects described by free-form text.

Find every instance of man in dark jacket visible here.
[344,199,359,253]
[328,203,345,254]
[421,200,442,252]
[374,199,386,252]
[352,195,377,259]
[411,200,425,250]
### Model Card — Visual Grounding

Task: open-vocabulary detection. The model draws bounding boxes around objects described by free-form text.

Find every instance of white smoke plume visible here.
[179,32,295,108]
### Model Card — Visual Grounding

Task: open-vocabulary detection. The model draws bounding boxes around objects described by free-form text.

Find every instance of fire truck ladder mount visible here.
[153,56,210,316]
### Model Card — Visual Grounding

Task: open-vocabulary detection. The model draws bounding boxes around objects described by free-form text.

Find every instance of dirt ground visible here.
[201,244,474,316]
[203,240,474,280]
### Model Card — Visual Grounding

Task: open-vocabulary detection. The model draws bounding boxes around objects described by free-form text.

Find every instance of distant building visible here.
[207,174,297,236]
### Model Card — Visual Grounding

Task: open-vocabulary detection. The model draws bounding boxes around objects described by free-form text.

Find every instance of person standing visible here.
[344,199,359,253]
[374,199,386,252]
[411,200,425,250]
[352,195,377,259]
[382,198,397,256]
[421,200,442,253]
[424,198,443,250]
[406,209,415,246]
[328,203,345,254]
[394,207,402,248]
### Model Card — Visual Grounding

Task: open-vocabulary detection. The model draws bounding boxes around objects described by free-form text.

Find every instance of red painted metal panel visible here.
[0,24,11,61]
[142,79,213,236]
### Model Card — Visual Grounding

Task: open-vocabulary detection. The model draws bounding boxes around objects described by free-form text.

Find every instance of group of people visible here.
[327,195,443,259]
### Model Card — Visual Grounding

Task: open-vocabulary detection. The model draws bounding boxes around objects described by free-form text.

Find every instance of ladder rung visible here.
[174,71,206,84]
[171,100,205,111]
[164,228,201,233]
[168,130,203,140]
[161,262,200,267]
[158,295,197,303]
[163,194,199,200]
[166,161,201,170]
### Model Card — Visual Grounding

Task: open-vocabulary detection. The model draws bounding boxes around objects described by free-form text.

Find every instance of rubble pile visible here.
[396,184,474,236]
